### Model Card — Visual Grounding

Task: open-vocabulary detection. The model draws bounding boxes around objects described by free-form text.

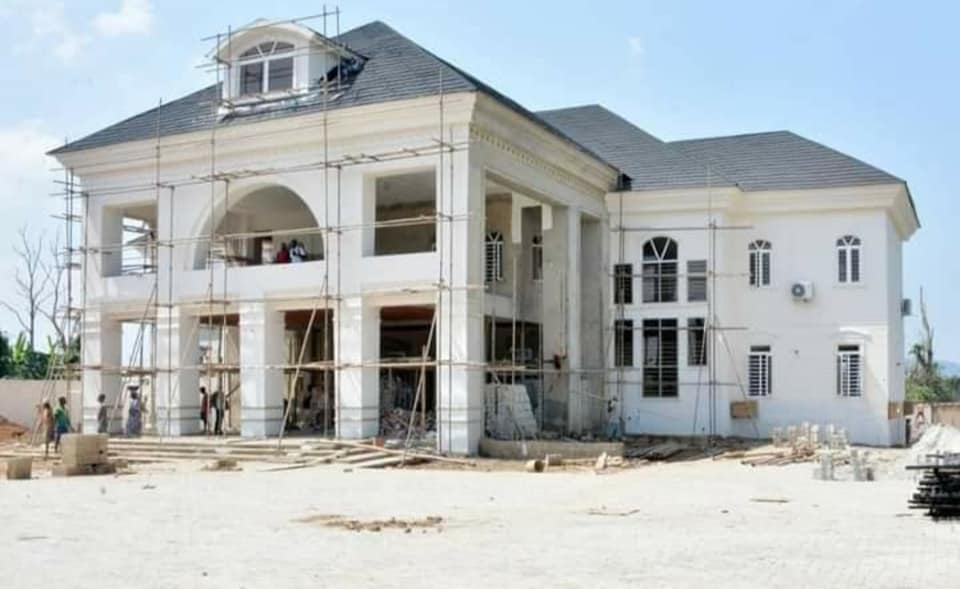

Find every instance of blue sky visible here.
[1,0,957,358]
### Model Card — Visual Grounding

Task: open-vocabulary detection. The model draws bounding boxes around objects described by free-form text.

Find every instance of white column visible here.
[336,297,380,439]
[155,306,202,436]
[240,302,286,437]
[436,147,484,454]
[81,310,122,434]
[565,207,583,434]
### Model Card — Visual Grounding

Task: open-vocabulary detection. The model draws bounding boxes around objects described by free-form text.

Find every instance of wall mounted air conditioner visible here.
[791,281,814,302]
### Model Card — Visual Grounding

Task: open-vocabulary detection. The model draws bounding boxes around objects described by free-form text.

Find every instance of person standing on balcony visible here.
[290,239,306,262]
[275,242,290,263]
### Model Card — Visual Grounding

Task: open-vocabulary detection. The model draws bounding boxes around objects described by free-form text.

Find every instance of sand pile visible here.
[893,423,960,478]
[0,415,28,441]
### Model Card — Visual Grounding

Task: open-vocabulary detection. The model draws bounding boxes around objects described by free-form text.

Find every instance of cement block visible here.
[6,457,32,480]
[61,433,109,467]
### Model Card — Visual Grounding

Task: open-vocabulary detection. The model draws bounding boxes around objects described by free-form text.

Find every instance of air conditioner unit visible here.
[901,298,912,316]
[791,281,814,302]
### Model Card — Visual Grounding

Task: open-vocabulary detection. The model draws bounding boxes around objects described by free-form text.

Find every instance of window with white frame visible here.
[748,345,772,396]
[614,319,634,367]
[748,240,771,287]
[837,235,862,284]
[531,234,543,281]
[485,231,504,283]
[687,318,707,366]
[643,318,678,397]
[837,344,863,396]
[641,237,678,303]
[614,263,633,305]
[238,41,295,95]
[687,260,707,302]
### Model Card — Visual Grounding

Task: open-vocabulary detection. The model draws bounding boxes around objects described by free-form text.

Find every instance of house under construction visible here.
[48,13,918,454]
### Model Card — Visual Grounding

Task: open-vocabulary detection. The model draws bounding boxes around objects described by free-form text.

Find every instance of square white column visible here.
[240,302,285,437]
[436,147,484,455]
[81,310,123,434]
[565,207,583,433]
[336,297,380,439]
[155,306,202,436]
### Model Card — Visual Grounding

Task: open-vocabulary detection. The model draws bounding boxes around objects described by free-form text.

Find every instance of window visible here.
[643,319,678,397]
[531,234,543,281]
[237,41,295,95]
[614,320,634,367]
[485,231,504,283]
[374,170,436,255]
[748,345,772,396]
[642,237,678,303]
[837,235,862,284]
[688,318,707,366]
[687,260,707,302]
[837,344,863,397]
[748,240,772,287]
[614,264,633,305]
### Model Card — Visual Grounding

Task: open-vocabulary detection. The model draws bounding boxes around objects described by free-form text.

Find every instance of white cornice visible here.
[55,93,478,177]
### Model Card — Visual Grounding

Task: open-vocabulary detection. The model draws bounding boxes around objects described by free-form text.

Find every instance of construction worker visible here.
[97,393,109,434]
[53,396,71,452]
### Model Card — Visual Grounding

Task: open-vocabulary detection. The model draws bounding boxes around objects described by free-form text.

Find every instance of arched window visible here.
[641,237,678,303]
[748,240,772,287]
[837,235,861,283]
[485,231,504,283]
[238,41,295,95]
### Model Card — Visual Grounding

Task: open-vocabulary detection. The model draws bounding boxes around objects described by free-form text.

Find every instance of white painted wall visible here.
[608,186,913,446]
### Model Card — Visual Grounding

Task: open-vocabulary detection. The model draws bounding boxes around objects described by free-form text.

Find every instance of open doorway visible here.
[283,310,335,436]
[379,305,436,442]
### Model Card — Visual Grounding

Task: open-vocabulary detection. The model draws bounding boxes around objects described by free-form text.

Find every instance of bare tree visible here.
[0,227,50,350]
[40,234,69,353]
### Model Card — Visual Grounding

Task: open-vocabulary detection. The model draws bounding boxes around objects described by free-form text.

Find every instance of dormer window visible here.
[238,41,295,95]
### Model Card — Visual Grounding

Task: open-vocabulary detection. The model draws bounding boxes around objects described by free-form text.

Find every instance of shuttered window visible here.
[687,260,707,302]
[688,318,707,366]
[614,264,633,305]
[837,235,861,284]
[748,345,772,396]
[837,344,863,396]
[485,231,504,283]
[643,319,678,397]
[614,320,634,367]
[641,237,678,303]
[748,240,771,287]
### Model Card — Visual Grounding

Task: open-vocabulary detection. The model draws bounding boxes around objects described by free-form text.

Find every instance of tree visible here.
[0,227,50,350]
[906,288,959,402]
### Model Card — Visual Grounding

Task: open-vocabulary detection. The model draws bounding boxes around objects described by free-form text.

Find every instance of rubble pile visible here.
[380,408,435,439]
[0,415,28,442]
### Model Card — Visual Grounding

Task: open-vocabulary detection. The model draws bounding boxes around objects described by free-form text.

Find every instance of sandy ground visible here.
[2,454,959,588]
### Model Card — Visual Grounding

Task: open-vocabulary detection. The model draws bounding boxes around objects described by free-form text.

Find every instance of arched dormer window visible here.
[837,235,861,283]
[238,41,295,95]
[641,237,678,303]
[748,240,771,287]
[485,231,504,283]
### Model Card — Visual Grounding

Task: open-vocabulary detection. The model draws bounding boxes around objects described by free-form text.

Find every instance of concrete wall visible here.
[0,380,78,430]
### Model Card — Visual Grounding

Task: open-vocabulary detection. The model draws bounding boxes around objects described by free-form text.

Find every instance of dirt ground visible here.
[2,451,959,588]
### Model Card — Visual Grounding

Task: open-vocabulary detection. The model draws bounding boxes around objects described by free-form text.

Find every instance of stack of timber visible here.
[907,453,960,519]
[624,441,688,461]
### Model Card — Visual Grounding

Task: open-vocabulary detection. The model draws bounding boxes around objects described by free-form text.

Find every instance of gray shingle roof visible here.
[537,105,736,190]
[539,105,905,193]
[669,131,904,191]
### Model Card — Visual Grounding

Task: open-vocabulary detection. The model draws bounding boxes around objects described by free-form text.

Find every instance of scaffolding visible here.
[48,8,663,453]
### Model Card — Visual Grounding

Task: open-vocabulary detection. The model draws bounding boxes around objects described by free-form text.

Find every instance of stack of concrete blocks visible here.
[484,384,539,440]
[814,451,835,481]
[53,433,116,477]
[5,457,33,480]
[771,427,785,447]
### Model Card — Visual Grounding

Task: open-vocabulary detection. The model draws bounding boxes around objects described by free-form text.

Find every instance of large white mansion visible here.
[50,20,918,453]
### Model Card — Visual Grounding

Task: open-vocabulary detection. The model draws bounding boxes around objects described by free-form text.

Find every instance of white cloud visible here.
[24,2,91,63]
[627,36,645,57]
[93,0,154,37]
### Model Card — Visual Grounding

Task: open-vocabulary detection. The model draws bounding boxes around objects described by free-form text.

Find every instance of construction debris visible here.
[0,415,28,442]
[295,514,444,533]
[625,441,686,461]
[379,408,434,439]
[203,458,240,471]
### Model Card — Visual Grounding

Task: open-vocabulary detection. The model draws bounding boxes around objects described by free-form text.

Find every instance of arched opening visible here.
[195,185,323,269]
